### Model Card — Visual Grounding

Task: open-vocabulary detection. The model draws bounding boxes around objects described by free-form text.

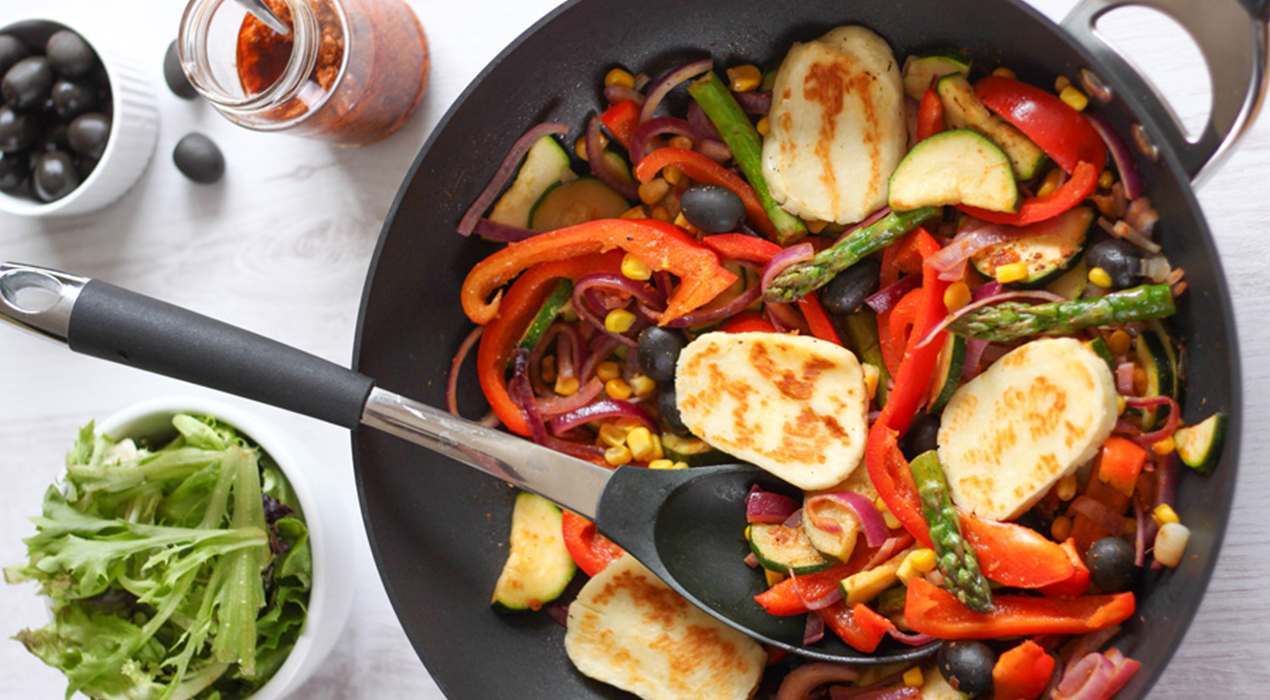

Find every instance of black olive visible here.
[0,106,39,153]
[0,151,28,193]
[903,412,941,459]
[45,30,96,78]
[173,132,225,184]
[681,185,745,233]
[67,112,111,160]
[1086,536,1136,593]
[938,641,996,697]
[1085,239,1142,289]
[820,259,881,315]
[38,122,69,152]
[163,40,198,99]
[636,326,686,383]
[2,56,54,109]
[658,387,688,434]
[51,80,95,119]
[0,34,30,77]
[32,150,80,202]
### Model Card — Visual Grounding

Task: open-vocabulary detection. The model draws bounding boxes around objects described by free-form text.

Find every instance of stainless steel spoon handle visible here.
[234,0,291,36]
[0,262,610,518]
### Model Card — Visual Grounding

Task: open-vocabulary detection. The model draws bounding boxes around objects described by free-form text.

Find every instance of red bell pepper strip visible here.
[462,218,737,326]
[477,252,624,436]
[916,86,945,141]
[600,100,640,148]
[962,515,1074,588]
[905,577,1135,639]
[974,76,1107,175]
[1097,436,1148,498]
[635,147,777,237]
[876,229,947,435]
[992,640,1056,700]
[865,425,933,548]
[961,161,1099,226]
[1071,472,1131,553]
[753,564,856,617]
[1040,538,1092,598]
[880,287,922,377]
[561,510,625,577]
[721,311,778,334]
[798,295,843,345]
[817,602,896,654]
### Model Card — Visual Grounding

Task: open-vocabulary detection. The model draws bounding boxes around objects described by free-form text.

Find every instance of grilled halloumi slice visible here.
[938,338,1118,520]
[762,25,908,224]
[564,554,764,700]
[675,332,868,490]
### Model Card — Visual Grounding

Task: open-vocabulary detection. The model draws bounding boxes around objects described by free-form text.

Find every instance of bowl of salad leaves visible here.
[4,396,356,699]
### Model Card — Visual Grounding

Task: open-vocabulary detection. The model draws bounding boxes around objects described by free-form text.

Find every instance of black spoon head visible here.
[595,463,939,664]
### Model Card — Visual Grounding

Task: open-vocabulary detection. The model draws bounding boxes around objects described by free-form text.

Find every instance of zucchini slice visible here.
[971,206,1093,286]
[928,334,967,413]
[661,433,726,466]
[491,492,576,612]
[518,279,574,350]
[1175,412,1227,475]
[1086,336,1116,371]
[888,129,1018,212]
[937,74,1047,180]
[902,53,971,101]
[1047,257,1089,300]
[1133,321,1178,430]
[489,136,575,228]
[746,524,833,574]
[528,177,630,231]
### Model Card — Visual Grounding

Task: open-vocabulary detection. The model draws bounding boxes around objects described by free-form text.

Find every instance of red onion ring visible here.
[733,90,772,115]
[864,534,914,570]
[446,326,484,418]
[1054,652,1117,700]
[640,58,713,123]
[459,123,569,236]
[686,102,722,141]
[1149,453,1180,570]
[1070,496,1125,535]
[1087,113,1144,199]
[830,686,921,700]
[1134,498,1153,567]
[587,116,638,200]
[744,552,760,568]
[766,302,807,333]
[1060,625,1122,665]
[604,84,645,105]
[804,493,889,548]
[572,274,663,347]
[529,323,581,391]
[472,218,539,242]
[786,569,843,612]
[629,116,696,164]
[833,206,890,245]
[803,613,826,645]
[580,336,621,382]
[535,378,604,418]
[864,275,920,314]
[1115,362,1136,394]
[1102,648,1142,696]
[961,338,989,381]
[545,600,570,627]
[761,243,815,296]
[746,485,800,524]
[548,398,657,436]
[1123,395,1181,446]
[696,138,732,162]
[782,508,804,529]
[666,284,761,328]
[886,627,936,647]
[915,290,1066,349]
[775,662,860,700]
[926,222,1032,281]
[508,349,606,461]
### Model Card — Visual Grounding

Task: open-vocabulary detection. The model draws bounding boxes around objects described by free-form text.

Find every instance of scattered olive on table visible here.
[820,258,881,315]
[681,185,745,233]
[658,386,688,434]
[164,40,198,99]
[173,132,225,184]
[1085,239,1142,289]
[903,412,941,459]
[637,326,686,383]
[1086,536,1136,593]
[937,640,996,697]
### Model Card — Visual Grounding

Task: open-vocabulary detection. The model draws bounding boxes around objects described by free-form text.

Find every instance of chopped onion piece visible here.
[804,493,889,548]
[775,662,859,700]
[1087,113,1144,199]
[640,58,713,123]
[747,486,800,524]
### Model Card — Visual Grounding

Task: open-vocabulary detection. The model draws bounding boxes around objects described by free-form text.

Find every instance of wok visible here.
[355,0,1263,696]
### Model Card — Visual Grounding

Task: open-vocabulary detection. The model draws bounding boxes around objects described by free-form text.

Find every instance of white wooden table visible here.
[1,1,1266,697]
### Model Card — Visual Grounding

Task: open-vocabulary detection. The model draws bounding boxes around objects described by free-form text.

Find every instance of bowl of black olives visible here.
[0,19,157,217]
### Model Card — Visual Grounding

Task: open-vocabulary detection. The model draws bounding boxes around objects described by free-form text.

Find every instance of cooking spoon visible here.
[0,262,935,664]
[233,0,291,36]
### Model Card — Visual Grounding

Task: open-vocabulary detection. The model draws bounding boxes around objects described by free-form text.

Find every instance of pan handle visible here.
[1062,0,1269,185]
[0,262,374,428]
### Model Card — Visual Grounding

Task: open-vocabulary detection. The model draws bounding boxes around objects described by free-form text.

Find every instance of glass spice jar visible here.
[178,0,428,146]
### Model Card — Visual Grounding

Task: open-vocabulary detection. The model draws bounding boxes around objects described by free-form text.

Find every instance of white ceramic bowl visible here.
[0,17,158,218]
[96,396,356,700]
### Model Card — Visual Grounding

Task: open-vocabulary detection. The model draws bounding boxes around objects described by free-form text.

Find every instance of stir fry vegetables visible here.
[447,22,1226,700]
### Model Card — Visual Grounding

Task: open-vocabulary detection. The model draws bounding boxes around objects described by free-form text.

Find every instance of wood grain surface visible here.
[0,1,1266,697]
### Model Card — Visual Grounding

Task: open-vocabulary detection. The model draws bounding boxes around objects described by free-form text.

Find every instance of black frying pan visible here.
[354,0,1262,697]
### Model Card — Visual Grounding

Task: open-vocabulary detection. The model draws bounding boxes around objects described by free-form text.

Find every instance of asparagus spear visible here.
[909,450,993,613]
[950,284,1175,343]
[764,208,940,303]
[688,72,806,244]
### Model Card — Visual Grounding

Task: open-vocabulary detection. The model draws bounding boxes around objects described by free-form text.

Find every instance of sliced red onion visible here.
[834,206,890,245]
[766,302,806,333]
[775,662,860,700]
[472,218,540,241]
[629,116,696,164]
[604,84,645,105]
[548,398,657,436]
[886,627,936,647]
[529,323,582,394]
[687,102,722,141]
[747,485,800,524]
[1070,496,1125,535]
[1054,652,1117,700]
[961,338,989,381]
[587,116,638,200]
[697,138,732,162]
[783,508,804,529]
[864,534,914,569]
[865,275,920,314]
[803,612,826,645]
[914,290,1066,349]
[1087,113,1144,199]
[666,284,761,328]
[1149,453,1180,571]
[926,222,1027,281]
[973,281,1004,301]
[508,348,606,461]
[459,123,569,236]
[579,336,621,382]
[761,243,815,296]
[804,493,889,548]
[545,600,570,626]
[536,378,604,418]
[572,274,663,347]
[744,552,760,569]
[830,686,920,700]
[446,326,484,418]
[1124,395,1181,446]
[640,58,713,123]
[1102,648,1142,697]
[1044,655,1068,700]
[787,568,845,612]
[1060,625,1122,666]
[733,90,772,115]
[1134,498,1153,567]
[1115,362,1136,394]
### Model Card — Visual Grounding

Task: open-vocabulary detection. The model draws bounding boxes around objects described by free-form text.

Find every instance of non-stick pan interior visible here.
[353,1,1239,697]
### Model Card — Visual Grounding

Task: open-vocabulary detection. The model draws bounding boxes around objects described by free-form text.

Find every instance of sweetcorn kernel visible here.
[605,378,633,400]
[627,427,658,461]
[992,67,1016,79]
[599,422,632,448]
[727,64,762,92]
[630,374,657,398]
[756,116,771,136]
[621,253,653,281]
[605,67,636,89]
[875,497,902,530]
[1108,329,1132,356]
[669,135,694,151]
[909,548,937,573]
[943,282,972,311]
[604,445,632,466]
[1037,168,1065,197]
[621,205,647,219]
[663,165,686,186]
[1051,515,1073,541]
[995,262,1029,284]
[1099,170,1115,189]
[650,205,671,221]
[1055,75,1072,92]
[1060,85,1089,111]
[1056,473,1079,501]
[673,461,689,470]
[595,361,622,381]
[648,459,675,470]
[903,667,924,688]
[604,309,637,334]
[1152,437,1176,455]
[862,363,880,402]
[1153,503,1180,526]
[554,375,579,396]
[638,178,670,205]
[1088,266,1113,289]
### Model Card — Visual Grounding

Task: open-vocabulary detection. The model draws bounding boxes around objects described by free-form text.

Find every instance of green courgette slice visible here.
[491,492,576,612]
[1175,412,1227,475]
[747,523,833,575]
